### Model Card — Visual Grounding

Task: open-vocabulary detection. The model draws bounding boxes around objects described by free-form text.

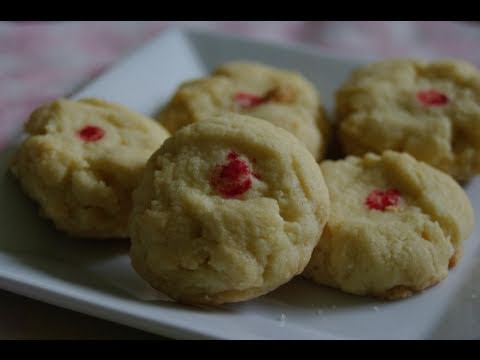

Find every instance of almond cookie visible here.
[303,150,474,300]
[157,61,330,161]
[129,114,330,305]
[336,59,480,181]
[10,98,170,238]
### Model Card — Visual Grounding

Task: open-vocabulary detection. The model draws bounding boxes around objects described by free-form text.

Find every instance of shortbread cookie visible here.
[157,61,330,160]
[336,58,480,181]
[129,114,330,305]
[303,150,474,300]
[10,98,170,238]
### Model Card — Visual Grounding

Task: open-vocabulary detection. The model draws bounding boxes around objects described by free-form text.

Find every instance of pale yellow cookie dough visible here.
[303,150,474,300]
[336,58,480,181]
[10,98,170,238]
[157,61,330,161]
[129,113,330,305]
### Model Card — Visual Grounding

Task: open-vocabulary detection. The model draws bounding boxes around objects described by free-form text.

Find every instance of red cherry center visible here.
[77,125,105,142]
[365,189,401,211]
[416,90,449,106]
[210,151,253,198]
[234,92,269,108]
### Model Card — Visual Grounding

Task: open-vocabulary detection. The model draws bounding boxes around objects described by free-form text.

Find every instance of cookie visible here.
[129,113,330,305]
[157,61,330,161]
[336,58,480,181]
[10,98,170,238]
[303,150,474,300]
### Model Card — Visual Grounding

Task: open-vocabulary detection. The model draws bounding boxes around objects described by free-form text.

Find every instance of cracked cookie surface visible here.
[303,151,474,300]
[129,114,330,304]
[336,58,480,181]
[10,98,170,238]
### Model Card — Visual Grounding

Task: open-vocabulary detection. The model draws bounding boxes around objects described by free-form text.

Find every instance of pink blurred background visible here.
[1,21,480,149]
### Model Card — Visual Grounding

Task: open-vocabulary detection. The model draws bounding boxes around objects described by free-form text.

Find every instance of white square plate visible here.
[1,28,479,340]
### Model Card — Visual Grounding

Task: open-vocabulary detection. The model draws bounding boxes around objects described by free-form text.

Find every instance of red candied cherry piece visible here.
[416,90,449,106]
[365,189,401,211]
[211,151,253,198]
[77,125,105,142]
[234,92,268,108]
[227,152,239,161]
